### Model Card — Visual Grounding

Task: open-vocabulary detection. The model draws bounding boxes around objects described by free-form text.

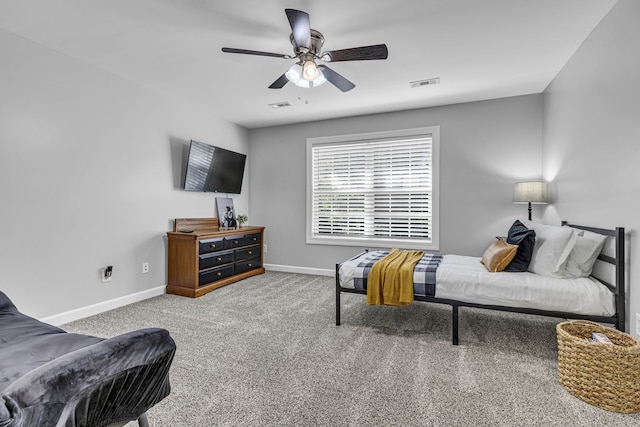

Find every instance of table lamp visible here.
[513,181,548,220]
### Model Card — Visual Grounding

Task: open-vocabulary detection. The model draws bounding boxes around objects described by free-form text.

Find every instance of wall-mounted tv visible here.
[183,140,246,194]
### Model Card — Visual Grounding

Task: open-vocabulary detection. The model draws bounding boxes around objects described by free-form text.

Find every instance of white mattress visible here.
[339,253,615,317]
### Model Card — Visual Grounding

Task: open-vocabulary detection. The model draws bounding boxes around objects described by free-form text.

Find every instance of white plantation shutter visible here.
[307,127,439,249]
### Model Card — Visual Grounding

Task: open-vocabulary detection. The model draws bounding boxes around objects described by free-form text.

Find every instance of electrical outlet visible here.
[142,262,149,274]
[101,266,113,283]
[636,313,640,334]
[264,244,268,253]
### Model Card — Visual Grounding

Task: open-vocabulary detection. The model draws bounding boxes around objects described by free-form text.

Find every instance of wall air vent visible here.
[410,78,440,88]
[269,101,292,108]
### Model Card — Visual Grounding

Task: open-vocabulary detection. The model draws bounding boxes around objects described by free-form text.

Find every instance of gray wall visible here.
[0,30,249,319]
[542,0,640,335]
[249,94,543,272]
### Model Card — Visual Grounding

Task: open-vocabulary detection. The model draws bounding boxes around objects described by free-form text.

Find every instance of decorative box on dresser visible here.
[167,218,265,298]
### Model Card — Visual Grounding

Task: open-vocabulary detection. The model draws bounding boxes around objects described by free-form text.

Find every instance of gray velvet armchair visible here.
[0,290,176,427]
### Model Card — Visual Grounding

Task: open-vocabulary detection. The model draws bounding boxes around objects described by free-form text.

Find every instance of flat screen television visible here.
[183,140,246,194]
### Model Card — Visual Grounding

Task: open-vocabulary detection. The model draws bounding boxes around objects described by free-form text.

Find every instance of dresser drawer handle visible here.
[247,251,253,255]
[210,244,217,249]
[216,272,222,277]
[247,263,253,267]
[252,237,257,241]
[234,240,239,244]
[217,257,222,261]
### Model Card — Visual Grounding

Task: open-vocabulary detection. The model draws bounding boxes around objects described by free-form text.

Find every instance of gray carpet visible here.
[63,271,639,426]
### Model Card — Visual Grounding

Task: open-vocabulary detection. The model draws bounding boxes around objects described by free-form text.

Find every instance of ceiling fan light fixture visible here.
[302,60,319,81]
[285,63,327,88]
[221,9,388,92]
[285,63,301,81]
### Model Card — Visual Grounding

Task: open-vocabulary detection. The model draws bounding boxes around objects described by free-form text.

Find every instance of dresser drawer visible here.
[244,233,262,246]
[235,258,262,275]
[199,238,225,254]
[235,246,260,261]
[224,235,245,249]
[199,250,233,270]
[199,265,234,286]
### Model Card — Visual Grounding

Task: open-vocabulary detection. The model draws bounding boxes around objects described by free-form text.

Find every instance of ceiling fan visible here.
[222,8,388,92]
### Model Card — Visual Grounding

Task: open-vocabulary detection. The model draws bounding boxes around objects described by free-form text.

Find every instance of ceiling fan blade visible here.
[318,65,355,92]
[285,8,311,49]
[321,44,388,62]
[268,73,289,89]
[222,47,290,59]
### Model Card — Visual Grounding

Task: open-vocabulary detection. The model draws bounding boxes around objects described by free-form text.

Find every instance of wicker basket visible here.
[557,320,640,413]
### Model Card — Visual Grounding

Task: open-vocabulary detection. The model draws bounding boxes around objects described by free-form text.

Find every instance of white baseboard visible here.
[41,286,166,326]
[41,267,331,326]
[265,263,334,277]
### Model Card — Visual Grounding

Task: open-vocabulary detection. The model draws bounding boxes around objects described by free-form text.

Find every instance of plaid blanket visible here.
[352,251,443,297]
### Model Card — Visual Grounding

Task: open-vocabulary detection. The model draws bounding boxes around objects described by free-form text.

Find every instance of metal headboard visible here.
[562,222,625,330]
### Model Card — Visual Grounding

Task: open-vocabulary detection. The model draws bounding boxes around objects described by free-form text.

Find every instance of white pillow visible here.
[564,229,607,278]
[521,220,578,277]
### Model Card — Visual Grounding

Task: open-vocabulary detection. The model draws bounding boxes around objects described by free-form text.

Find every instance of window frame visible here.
[306,126,440,250]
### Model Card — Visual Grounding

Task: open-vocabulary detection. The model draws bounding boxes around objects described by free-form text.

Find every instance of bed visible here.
[335,222,626,345]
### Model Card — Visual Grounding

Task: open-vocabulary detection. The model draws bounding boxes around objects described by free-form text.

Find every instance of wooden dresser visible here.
[166,218,265,298]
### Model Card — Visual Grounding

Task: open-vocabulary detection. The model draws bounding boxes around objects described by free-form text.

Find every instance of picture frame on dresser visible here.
[216,197,236,228]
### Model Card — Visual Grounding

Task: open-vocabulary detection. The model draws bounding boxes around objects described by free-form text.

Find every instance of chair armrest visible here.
[1,328,175,427]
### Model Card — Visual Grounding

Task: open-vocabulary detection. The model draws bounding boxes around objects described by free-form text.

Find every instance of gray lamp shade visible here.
[513,181,548,204]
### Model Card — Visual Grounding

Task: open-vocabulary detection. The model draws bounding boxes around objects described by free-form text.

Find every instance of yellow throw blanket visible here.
[366,248,424,306]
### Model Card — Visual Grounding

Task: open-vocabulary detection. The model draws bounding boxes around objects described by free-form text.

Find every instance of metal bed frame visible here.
[335,223,626,345]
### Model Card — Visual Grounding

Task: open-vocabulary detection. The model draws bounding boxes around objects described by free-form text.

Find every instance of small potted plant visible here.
[236,214,248,228]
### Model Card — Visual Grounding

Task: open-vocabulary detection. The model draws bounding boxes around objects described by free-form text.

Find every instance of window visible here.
[306,126,439,250]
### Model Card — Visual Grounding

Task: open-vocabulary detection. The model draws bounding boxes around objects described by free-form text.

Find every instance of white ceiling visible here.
[0,0,618,129]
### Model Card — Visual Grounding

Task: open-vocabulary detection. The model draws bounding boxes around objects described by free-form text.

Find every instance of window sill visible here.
[306,235,439,251]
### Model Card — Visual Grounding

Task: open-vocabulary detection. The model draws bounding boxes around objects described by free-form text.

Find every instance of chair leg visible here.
[137,413,149,427]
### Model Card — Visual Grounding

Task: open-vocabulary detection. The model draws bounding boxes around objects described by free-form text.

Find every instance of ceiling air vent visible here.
[269,101,292,109]
[410,78,440,88]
